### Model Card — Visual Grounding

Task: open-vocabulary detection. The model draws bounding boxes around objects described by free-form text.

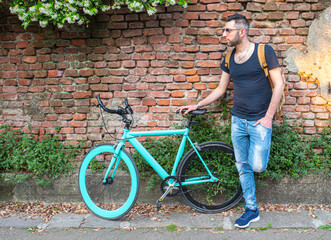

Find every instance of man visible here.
[177,14,284,228]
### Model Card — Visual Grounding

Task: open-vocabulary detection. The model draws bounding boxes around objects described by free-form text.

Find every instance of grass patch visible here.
[167,224,178,232]
[318,224,331,231]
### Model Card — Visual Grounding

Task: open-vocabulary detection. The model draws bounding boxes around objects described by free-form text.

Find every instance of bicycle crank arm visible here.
[156,180,177,211]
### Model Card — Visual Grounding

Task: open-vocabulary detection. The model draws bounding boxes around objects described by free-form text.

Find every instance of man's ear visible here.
[239,28,246,37]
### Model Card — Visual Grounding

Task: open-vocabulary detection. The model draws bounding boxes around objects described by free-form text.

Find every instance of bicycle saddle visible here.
[177,109,207,115]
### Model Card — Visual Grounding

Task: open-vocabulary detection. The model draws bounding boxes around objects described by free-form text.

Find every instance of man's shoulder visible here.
[263,44,276,54]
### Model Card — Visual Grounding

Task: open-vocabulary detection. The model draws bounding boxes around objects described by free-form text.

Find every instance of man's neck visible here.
[235,39,252,53]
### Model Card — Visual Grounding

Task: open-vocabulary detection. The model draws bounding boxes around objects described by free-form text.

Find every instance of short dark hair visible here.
[226,14,250,35]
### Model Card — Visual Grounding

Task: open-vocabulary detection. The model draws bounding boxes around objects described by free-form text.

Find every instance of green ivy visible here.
[133,101,330,191]
[0,124,82,187]
[1,0,189,29]
[259,120,331,180]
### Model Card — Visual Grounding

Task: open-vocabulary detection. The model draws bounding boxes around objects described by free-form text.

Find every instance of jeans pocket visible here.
[259,123,272,131]
[231,115,237,124]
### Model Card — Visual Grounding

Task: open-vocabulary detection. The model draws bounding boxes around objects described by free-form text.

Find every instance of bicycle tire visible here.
[78,144,140,220]
[177,141,242,213]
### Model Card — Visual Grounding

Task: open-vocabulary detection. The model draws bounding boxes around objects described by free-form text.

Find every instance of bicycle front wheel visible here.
[178,141,242,213]
[79,144,139,220]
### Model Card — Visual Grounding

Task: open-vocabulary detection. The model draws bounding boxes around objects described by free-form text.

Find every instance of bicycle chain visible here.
[174,174,218,196]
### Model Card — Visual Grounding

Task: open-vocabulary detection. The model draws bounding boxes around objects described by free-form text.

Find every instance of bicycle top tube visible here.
[126,128,189,138]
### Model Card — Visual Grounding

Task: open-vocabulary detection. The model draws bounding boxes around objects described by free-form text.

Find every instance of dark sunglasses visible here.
[223,28,242,34]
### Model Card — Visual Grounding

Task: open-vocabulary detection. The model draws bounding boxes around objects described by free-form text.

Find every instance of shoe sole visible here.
[234,215,260,228]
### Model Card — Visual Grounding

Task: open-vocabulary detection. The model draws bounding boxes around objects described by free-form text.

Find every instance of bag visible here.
[224,43,288,122]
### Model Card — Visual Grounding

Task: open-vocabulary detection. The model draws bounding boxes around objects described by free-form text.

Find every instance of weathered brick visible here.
[166,83,192,90]
[290,90,304,97]
[196,61,220,68]
[310,106,327,113]
[79,69,94,77]
[279,28,296,35]
[150,106,170,113]
[302,112,315,120]
[286,11,300,20]
[315,120,329,127]
[107,22,128,29]
[295,105,310,112]
[291,19,305,27]
[22,56,37,63]
[302,12,315,20]
[304,90,318,97]
[285,96,297,105]
[279,3,293,11]
[142,98,156,106]
[144,28,163,36]
[269,12,284,20]
[253,36,271,43]
[247,2,262,11]
[123,29,143,37]
[296,28,309,35]
[304,127,316,135]
[196,53,208,60]
[294,3,311,11]
[186,45,199,53]
[316,113,329,120]
[164,27,183,35]
[73,92,92,99]
[297,97,310,105]
[3,71,17,79]
[180,62,194,69]
[207,4,227,11]
[182,12,199,20]
[187,76,200,83]
[150,36,167,44]
[264,3,277,11]
[312,97,328,105]
[311,3,325,11]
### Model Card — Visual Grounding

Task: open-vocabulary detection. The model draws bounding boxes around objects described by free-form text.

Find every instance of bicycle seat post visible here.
[186,115,196,129]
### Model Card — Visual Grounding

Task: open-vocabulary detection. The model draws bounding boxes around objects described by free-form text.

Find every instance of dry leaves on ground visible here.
[0,202,329,223]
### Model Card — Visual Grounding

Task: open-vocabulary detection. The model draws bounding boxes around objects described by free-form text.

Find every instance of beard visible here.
[227,32,242,47]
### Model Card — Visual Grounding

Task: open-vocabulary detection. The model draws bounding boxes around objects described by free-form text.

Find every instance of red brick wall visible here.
[0,0,330,151]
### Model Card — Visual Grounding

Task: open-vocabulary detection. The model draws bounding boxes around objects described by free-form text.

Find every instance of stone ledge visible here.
[0,173,330,205]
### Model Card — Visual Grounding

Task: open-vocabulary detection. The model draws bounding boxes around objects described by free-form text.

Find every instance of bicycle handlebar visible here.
[97,94,206,118]
[97,94,121,115]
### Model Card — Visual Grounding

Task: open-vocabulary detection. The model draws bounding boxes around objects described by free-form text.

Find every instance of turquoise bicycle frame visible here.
[104,127,218,187]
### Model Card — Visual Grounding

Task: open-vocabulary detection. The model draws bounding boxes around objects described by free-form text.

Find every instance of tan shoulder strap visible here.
[224,49,233,70]
[258,44,274,88]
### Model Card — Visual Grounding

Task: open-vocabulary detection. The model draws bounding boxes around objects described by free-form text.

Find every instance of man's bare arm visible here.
[177,71,231,114]
[253,67,284,128]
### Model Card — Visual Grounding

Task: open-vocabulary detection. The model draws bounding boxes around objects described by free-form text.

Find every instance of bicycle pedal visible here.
[156,198,162,211]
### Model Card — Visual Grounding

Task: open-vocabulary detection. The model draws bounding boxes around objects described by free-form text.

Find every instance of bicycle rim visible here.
[178,141,242,213]
[78,144,139,220]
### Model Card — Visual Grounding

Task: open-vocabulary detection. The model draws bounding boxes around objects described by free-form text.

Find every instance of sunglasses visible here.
[223,28,242,34]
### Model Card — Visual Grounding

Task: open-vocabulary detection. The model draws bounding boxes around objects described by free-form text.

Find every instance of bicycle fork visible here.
[102,142,123,184]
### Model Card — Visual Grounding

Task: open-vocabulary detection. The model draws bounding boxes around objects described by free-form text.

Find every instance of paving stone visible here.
[0,216,44,228]
[245,211,315,229]
[46,213,86,229]
[81,214,121,228]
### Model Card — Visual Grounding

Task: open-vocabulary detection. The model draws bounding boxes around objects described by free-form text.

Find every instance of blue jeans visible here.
[231,115,272,210]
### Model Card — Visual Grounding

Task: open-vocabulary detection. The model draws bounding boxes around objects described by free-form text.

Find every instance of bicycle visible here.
[78,95,243,220]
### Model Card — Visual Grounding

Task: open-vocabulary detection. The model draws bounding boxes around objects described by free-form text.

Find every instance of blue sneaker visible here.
[234,208,260,228]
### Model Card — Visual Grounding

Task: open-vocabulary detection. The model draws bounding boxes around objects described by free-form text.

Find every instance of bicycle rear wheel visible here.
[178,141,242,213]
[79,144,139,220]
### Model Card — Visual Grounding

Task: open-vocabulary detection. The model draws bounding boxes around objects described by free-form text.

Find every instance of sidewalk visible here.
[0,207,330,239]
